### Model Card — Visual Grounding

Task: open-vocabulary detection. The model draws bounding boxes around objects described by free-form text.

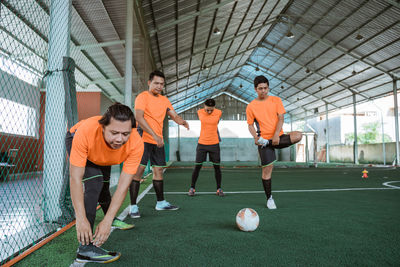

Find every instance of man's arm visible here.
[70,164,93,245]
[93,171,134,247]
[272,114,284,145]
[167,109,189,130]
[135,109,163,147]
[248,124,259,145]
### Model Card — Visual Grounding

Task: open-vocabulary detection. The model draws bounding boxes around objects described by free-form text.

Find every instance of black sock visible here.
[129,180,140,205]
[262,179,272,199]
[213,164,222,189]
[153,180,164,201]
[191,164,202,188]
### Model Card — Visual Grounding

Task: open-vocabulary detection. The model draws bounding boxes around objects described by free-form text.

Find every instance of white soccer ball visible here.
[236,208,259,232]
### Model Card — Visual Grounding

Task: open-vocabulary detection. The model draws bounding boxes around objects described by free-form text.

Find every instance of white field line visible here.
[149,181,400,195]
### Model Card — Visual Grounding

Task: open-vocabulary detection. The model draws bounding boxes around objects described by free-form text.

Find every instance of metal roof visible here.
[1,0,399,121]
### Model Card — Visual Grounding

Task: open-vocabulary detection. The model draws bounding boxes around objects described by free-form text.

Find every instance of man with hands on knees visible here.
[67,103,144,264]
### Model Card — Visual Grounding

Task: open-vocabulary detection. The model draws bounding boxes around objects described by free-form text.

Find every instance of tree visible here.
[344,121,392,144]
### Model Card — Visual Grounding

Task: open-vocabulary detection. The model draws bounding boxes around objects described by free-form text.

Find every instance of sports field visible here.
[16,164,400,266]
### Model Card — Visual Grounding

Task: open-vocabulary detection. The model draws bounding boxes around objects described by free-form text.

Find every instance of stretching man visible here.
[246,75,302,209]
[68,103,144,263]
[188,98,224,196]
[129,70,189,218]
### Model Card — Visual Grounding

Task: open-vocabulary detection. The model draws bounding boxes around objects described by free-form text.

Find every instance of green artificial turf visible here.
[15,166,400,266]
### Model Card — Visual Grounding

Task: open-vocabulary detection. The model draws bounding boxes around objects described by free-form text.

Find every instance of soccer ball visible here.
[236,208,259,232]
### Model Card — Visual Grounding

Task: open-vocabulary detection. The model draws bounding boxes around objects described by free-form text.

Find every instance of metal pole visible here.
[380,111,386,165]
[325,103,330,163]
[124,0,133,107]
[393,78,399,165]
[43,0,71,221]
[305,114,309,164]
[290,114,294,161]
[353,93,359,164]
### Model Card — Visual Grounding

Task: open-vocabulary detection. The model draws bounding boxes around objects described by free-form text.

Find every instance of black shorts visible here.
[140,142,166,167]
[195,144,220,165]
[258,134,292,166]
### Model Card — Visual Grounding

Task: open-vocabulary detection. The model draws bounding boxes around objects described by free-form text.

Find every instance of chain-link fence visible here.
[0,0,78,263]
[1,0,157,263]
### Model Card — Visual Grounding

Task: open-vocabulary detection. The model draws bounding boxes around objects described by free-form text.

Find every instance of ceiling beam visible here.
[167,46,255,86]
[162,17,278,69]
[148,0,238,36]
[168,64,244,98]
[289,23,400,79]
[384,0,400,8]
[74,40,125,50]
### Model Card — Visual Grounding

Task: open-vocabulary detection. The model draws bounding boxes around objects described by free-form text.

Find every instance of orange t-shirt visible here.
[246,96,286,139]
[134,91,174,144]
[69,116,144,174]
[198,108,222,145]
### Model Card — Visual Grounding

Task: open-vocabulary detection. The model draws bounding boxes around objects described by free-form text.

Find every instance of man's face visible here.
[102,118,132,149]
[204,105,215,114]
[255,82,269,99]
[148,75,165,95]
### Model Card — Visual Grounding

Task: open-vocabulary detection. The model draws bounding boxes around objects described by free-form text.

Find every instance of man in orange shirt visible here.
[129,70,189,218]
[67,103,144,263]
[246,75,302,209]
[188,98,224,197]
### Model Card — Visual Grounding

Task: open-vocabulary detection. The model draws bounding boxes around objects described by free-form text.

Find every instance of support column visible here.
[305,114,309,164]
[353,93,359,164]
[393,79,399,165]
[43,0,71,221]
[325,103,330,163]
[290,114,295,161]
[124,0,133,107]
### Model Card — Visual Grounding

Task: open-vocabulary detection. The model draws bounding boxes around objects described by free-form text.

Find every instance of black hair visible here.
[98,103,136,128]
[149,70,165,81]
[254,75,269,88]
[204,98,216,107]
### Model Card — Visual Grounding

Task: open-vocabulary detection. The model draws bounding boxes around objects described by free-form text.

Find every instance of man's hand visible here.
[181,120,190,130]
[93,218,113,247]
[153,135,164,148]
[272,135,280,146]
[258,137,269,147]
[254,137,259,145]
[76,217,93,245]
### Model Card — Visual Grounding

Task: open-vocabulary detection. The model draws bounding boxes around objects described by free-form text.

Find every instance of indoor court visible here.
[1,0,400,266]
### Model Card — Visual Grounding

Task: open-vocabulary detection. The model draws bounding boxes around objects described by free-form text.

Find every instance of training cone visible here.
[362,169,368,179]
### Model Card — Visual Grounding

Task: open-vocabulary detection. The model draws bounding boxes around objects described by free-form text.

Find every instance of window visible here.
[0,53,40,87]
[0,98,37,137]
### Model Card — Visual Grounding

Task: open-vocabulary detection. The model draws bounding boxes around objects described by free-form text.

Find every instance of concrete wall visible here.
[169,137,259,162]
[329,142,396,164]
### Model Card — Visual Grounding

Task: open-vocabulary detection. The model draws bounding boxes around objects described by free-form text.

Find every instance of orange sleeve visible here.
[276,97,286,114]
[166,97,174,111]
[246,104,254,125]
[135,92,146,111]
[69,128,89,167]
[122,131,145,174]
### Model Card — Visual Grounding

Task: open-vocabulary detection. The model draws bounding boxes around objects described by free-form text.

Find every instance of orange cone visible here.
[362,169,368,179]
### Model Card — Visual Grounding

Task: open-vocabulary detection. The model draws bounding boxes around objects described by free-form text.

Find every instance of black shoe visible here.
[75,244,121,264]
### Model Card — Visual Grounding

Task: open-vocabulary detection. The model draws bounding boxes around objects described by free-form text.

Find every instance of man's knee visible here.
[290,131,302,144]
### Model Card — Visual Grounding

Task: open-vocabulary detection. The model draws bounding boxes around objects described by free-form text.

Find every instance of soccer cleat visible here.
[188,187,196,196]
[216,188,225,197]
[75,244,121,264]
[111,218,134,230]
[155,200,179,211]
[267,196,277,209]
[129,204,141,218]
